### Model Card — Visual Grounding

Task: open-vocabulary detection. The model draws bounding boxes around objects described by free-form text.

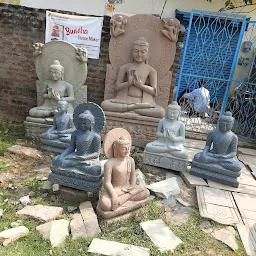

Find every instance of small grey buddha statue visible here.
[190,111,241,187]
[48,102,105,192]
[41,100,75,153]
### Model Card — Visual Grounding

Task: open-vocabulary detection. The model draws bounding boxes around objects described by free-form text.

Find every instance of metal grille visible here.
[176,10,247,135]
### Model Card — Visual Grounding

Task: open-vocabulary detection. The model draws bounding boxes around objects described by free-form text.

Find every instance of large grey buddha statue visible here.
[190,111,242,187]
[101,37,165,118]
[97,128,150,219]
[143,102,188,172]
[41,100,75,153]
[48,102,105,192]
[28,60,75,119]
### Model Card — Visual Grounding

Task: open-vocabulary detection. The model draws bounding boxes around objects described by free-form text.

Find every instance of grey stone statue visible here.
[143,101,188,172]
[28,60,75,119]
[41,100,75,154]
[190,111,241,187]
[48,102,106,192]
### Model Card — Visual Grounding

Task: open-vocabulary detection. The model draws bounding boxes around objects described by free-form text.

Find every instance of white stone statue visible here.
[143,101,188,172]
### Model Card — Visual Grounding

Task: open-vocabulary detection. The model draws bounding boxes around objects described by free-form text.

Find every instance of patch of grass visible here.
[22,178,41,193]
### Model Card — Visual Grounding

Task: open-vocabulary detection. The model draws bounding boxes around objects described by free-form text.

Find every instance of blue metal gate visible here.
[175,10,253,139]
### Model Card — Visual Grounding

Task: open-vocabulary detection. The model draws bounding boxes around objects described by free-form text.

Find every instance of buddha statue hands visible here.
[97,128,150,218]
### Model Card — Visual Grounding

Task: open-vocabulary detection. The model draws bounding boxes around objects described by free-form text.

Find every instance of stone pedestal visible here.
[190,166,240,188]
[24,121,51,139]
[143,151,188,172]
[103,111,160,147]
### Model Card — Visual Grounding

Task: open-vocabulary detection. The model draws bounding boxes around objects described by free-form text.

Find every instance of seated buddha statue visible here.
[41,100,75,153]
[97,128,150,219]
[49,103,105,192]
[101,37,165,119]
[28,60,75,119]
[190,111,242,187]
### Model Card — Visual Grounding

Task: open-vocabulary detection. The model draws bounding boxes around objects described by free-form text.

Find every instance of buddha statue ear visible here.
[113,143,118,158]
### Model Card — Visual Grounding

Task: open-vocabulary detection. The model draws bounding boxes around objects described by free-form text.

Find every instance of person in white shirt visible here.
[182,80,210,117]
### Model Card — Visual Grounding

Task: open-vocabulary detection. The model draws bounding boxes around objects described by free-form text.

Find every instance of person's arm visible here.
[202,131,213,156]
[42,81,51,99]
[62,83,75,102]
[115,65,130,92]
[104,161,119,211]
[171,122,185,142]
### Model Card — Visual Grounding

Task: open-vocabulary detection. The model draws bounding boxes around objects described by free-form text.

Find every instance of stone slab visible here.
[237,224,256,256]
[207,180,256,196]
[187,148,202,162]
[180,171,208,188]
[238,148,256,156]
[239,155,255,172]
[196,186,242,225]
[140,219,182,252]
[24,121,50,139]
[79,201,101,236]
[239,167,256,187]
[146,178,180,199]
[88,238,150,256]
[16,205,63,222]
[36,219,69,247]
[7,145,43,159]
[70,213,87,239]
[210,226,238,251]
[143,151,188,172]
[0,226,29,246]
[233,193,256,229]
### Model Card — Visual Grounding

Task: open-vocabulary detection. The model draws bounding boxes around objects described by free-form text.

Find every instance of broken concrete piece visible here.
[42,180,53,190]
[140,219,182,252]
[16,205,63,222]
[146,178,180,199]
[176,198,191,207]
[0,226,29,246]
[79,201,101,235]
[236,224,256,256]
[196,186,242,225]
[36,219,69,247]
[7,145,43,159]
[180,171,208,188]
[70,213,87,239]
[238,148,256,156]
[52,184,60,192]
[88,238,150,256]
[136,169,146,187]
[211,226,238,251]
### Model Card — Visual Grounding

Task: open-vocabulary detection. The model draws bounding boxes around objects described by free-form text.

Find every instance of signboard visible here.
[45,11,103,59]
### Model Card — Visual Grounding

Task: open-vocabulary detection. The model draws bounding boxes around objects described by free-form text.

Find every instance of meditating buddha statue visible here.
[190,111,242,187]
[28,60,75,119]
[101,37,165,118]
[41,100,75,153]
[97,128,150,219]
[143,102,188,172]
[48,102,105,192]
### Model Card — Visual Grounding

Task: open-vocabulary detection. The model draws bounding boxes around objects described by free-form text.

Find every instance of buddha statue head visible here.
[132,37,150,64]
[77,110,95,131]
[49,60,64,81]
[218,111,234,133]
[57,100,69,113]
[167,101,181,121]
[113,136,131,158]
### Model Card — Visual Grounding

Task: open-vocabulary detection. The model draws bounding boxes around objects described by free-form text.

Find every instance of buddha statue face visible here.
[49,60,64,81]
[132,37,149,64]
[167,102,181,121]
[77,111,95,131]
[57,101,69,113]
[113,136,131,158]
[219,120,233,133]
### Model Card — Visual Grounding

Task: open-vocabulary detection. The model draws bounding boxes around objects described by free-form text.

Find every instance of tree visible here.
[206,0,256,12]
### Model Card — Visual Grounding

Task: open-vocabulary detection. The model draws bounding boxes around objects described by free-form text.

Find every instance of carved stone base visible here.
[143,151,188,172]
[48,172,103,192]
[190,167,240,188]
[24,121,51,139]
[102,112,161,147]
[96,197,150,219]
[41,139,70,154]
